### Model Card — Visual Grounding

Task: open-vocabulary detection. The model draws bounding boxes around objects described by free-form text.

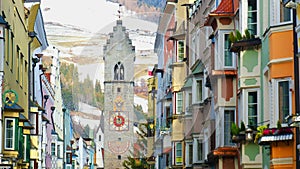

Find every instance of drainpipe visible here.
[27,31,36,169]
[0,16,8,163]
[62,107,66,169]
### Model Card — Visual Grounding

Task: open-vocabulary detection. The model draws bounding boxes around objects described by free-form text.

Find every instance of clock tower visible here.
[103,19,135,168]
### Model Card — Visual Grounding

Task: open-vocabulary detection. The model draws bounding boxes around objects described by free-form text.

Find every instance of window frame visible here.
[175,142,183,165]
[224,108,235,146]
[51,142,56,156]
[177,40,184,62]
[176,92,183,114]
[246,89,259,129]
[4,118,16,150]
[275,79,292,124]
[247,0,258,35]
[193,78,203,104]
[185,141,193,167]
[224,33,234,68]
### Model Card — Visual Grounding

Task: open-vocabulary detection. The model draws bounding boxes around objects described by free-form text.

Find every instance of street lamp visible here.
[245,128,253,142]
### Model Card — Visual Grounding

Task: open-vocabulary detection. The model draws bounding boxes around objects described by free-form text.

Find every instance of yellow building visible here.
[1,1,47,168]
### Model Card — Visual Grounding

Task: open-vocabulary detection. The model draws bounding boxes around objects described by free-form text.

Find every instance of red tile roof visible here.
[211,0,234,15]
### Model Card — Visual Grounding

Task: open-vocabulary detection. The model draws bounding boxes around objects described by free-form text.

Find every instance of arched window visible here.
[120,64,124,80]
[114,62,124,80]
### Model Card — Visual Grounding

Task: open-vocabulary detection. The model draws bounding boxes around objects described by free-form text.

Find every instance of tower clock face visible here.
[110,111,129,131]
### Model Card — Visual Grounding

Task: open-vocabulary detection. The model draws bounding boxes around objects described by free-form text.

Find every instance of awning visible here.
[259,134,293,145]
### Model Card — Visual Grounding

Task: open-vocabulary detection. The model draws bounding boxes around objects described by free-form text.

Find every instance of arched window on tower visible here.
[114,62,124,80]
[120,64,124,80]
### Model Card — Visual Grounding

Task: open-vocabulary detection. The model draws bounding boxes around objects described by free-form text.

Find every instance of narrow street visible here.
[1,0,300,169]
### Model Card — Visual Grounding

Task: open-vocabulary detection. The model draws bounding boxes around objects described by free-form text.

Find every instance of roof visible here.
[182,76,192,89]
[191,60,205,75]
[4,103,24,112]
[211,0,234,15]
[204,0,239,26]
[0,16,7,25]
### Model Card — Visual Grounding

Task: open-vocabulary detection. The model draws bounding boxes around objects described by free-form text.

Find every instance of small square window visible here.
[118,155,121,160]
[117,88,121,92]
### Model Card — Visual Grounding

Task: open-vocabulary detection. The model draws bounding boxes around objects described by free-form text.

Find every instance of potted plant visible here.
[231,123,240,142]
[229,29,261,52]
[254,125,268,144]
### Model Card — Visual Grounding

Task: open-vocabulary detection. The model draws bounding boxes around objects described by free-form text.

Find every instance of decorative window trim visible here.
[4,118,16,150]
[223,108,235,146]
[244,88,260,128]
[193,78,204,104]
[244,89,260,128]
[176,92,183,114]
[274,78,292,125]
[175,142,183,165]
[185,141,193,167]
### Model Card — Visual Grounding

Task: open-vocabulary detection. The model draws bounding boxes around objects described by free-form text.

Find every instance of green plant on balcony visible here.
[231,122,240,142]
[254,125,268,144]
[240,121,246,134]
[229,29,261,52]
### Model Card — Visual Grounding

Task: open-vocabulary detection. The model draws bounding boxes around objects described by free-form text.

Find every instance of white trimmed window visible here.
[224,109,235,146]
[224,34,234,67]
[280,0,291,23]
[176,92,183,114]
[175,142,183,165]
[277,79,292,123]
[193,138,203,163]
[247,0,258,35]
[177,40,184,62]
[51,143,56,156]
[4,118,16,150]
[185,142,193,166]
[193,79,203,103]
[247,90,258,128]
[270,0,292,26]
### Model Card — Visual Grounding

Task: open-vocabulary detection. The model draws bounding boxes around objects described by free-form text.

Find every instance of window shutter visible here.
[14,118,19,150]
